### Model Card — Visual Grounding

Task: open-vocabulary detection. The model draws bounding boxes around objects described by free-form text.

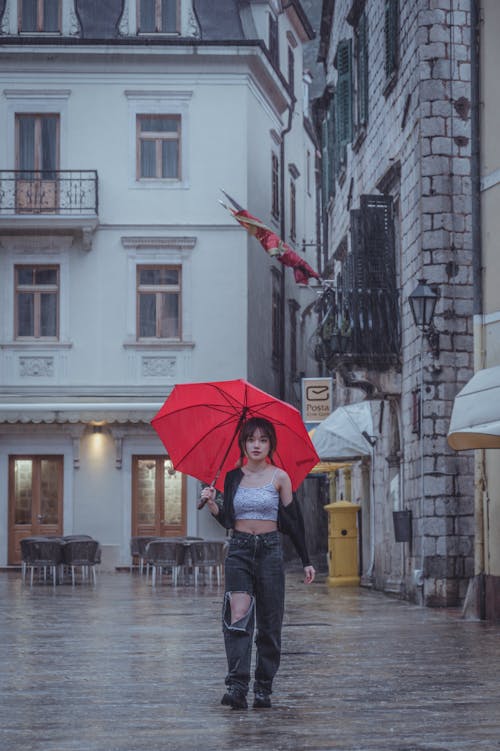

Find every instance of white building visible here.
[0,0,319,569]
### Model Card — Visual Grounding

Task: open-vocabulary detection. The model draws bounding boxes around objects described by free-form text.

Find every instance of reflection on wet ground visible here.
[0,569,499,751]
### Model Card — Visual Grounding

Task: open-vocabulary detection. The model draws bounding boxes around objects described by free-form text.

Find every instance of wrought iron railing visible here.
[0,170,98,216]
[314,286,401,368]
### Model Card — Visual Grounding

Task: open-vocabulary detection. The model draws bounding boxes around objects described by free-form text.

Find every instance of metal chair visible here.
[62,539,100,586]
[21,538,64,587]
[188,540,228,586]
[133,536,162,576]
[144,540,186,587]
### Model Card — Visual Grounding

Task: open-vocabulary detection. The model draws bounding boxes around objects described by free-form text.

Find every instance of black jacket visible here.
[212,468,311,567]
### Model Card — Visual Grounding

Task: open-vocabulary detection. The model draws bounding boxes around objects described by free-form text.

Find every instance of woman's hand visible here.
[303,565,316,584]
[198,485,219,514]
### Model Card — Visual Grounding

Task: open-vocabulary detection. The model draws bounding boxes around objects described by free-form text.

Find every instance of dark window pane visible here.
[140,140,157,178]
[140,0,156,31]
[44,0,60,31]
[35,267,57,285]
[18,293,34,336]
[18,117,35,173]
[21,0,37,31]
[159,293,179,338]
[139,268,161,285]
[40,459,59,524]
[14,459,33,525]
[17,267,34,285]
[140,116,178,133]
[162,140,179,178]
[160,268,178,285]
[161,0,177,31]
[41,117,58,175]
[40,293,57,337]
[139,294,157,337]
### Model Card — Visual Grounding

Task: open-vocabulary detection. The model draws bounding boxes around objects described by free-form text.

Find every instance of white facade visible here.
[0,1,319,568]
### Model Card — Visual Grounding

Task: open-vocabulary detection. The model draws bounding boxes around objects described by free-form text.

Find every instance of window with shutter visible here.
[356,12,369,127]
[335,39,353,169]
[385,0,399,80]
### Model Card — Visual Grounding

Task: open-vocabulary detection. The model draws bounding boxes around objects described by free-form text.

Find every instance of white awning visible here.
[311,401,375,460]
[0,401,164,425]
[448,365,500,450]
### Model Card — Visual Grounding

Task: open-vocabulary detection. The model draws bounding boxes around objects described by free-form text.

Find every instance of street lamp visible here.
[408,279,439,357]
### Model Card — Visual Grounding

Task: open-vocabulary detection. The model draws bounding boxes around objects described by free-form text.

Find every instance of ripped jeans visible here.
[223,530,285,697]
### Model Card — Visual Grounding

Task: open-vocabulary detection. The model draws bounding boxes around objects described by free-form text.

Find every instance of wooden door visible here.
[132,456,186,538]
[8,456,64,565]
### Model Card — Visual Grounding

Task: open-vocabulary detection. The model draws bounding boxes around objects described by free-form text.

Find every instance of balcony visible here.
[314,286,401,372]
[0,170,99,250]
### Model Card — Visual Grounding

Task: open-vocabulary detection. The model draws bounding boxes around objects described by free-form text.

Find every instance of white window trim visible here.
[125,90,192,190]
[1,0,79,35]
[122,236,196,347]
[0,246,72,348]
[119,0,200,38]
[2,89,71,170]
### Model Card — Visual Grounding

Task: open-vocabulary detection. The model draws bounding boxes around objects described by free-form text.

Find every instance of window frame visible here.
[18,0,62,33]
[289,177,296,244]
[384,0,400,88]
[136,0,180,35]
[355,11,369,130]
[15,112,60,173]
[268,12,279,69]
[271,151,280,220]
[271,267,283,364]
[14,264,60,341]
[136,264,182,341]
[136,114,181,182]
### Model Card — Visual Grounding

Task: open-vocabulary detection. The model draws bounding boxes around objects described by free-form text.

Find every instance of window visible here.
[16,113,59,175]
[268,13,279,68]
[288,46,295,94]
[19,0,61,32]
[138,0,179,33]
[137,265,181,340]
[15,265,59,340]
[137,115,181,180]
[321,96,335,204]
[355,11,369,128]
[306,150,312,196]
[289,179,296,243]
[385,0,399,80]
[271,268,283,362]
[288,299,300,379]
[271,152,280,219]
[335,39,353,167]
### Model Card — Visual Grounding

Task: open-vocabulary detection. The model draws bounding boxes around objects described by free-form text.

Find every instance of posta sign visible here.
[301,378,333,423]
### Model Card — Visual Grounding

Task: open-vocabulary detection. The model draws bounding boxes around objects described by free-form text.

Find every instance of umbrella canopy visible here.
[311,402,375,460]
[448,365,500,450]
[151,379,320,492]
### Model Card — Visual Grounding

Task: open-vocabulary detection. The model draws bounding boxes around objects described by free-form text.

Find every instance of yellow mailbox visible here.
[324,501,361,587]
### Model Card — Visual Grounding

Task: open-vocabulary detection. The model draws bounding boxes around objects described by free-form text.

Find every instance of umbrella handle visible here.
[197,482,216,510]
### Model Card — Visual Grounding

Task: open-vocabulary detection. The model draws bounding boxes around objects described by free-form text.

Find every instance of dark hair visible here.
[237,417,277,465]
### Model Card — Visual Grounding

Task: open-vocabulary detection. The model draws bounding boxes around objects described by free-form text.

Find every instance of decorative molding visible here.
[69,2,81,35]
[19,357,54,377]
[481,168,500,193]
[142,356,177,378]
[121,236,197,250]
[118,1,129,35]
[1,0,10,34]
[124,90,193,100]
[123,340,195,350]
[0,235,73,252]
[186,9,201,38]
[3,89,72,99]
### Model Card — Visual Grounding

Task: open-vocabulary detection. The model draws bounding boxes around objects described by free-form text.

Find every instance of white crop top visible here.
[233,471,280,522]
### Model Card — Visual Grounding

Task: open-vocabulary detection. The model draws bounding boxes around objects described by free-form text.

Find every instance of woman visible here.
[200,416,315,710]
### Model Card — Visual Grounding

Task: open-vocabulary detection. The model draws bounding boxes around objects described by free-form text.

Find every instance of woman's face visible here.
[245,428,271,461]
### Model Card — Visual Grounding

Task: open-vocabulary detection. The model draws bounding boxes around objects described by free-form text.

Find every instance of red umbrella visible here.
[220,191,320,286]
[151,379,320,494]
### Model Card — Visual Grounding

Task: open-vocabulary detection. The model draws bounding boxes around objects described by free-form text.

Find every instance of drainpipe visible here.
[470,0,486,618]
[279,92,295,399]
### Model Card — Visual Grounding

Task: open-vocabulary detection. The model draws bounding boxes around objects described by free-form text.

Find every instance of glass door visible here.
[8,456,63,564]
[132,456,186,538]
[15,114,59,213]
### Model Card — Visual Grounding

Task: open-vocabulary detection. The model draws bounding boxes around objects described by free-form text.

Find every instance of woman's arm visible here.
[276,469,315,584]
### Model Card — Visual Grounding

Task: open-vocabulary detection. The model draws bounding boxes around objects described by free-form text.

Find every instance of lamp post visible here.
[408,278,439,595]
[408,279,439,357]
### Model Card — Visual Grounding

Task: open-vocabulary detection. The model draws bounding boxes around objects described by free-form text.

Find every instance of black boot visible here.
[221,687,248,710]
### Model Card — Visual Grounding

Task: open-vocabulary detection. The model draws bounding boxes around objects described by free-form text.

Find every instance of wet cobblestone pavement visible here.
[1,569,500,751]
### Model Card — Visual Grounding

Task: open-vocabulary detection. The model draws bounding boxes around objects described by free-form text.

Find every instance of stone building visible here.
[0,1,320,569]
[313,0,475,606]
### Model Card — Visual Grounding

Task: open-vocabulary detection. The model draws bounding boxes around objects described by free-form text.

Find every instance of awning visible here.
[311,401,375,461]
[0,401,164,425]
[448,365,500,450]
